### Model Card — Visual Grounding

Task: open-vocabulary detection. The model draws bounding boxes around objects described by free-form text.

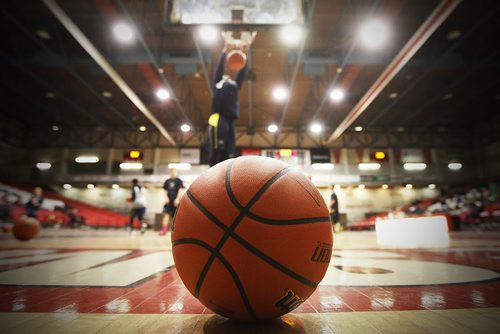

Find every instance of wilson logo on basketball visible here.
[310,243,332,263]
[274,290,304,312]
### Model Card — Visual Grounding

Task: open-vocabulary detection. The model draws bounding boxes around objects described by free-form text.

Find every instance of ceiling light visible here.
[112,184,120,189]
[382,184,389,189]
[447,30,461,40]
[36,162,51,170]
[52,125,60,131]
[405,184,413,189]
[329,88,345,102]
[120,162,143,170]
[428,184,437,189]
[358,184,366,189]
[280,24,303,46]
[448,162,462,171]
[63,184,72,190]
[311,163,334,170]
[354,126,363,132]
[156,88,170,101]
[198,25,219,45]
[443,93,453,100]
[272,87,288,102]
[358,163,381,171]
[102,91,112,98]
[87,184,95,189]
[36,29,51,40]
[46,92,56,99]
[139,126,147,132]
[396,127,405,132]
[358,18,390,50]
[268,124,278,133]
[113,22,135,44]
[403,163,427,171]
[310,123,323,134]
[168,163,191,170]
[75,156,99,163]
[388,92,398,99]
[180,124,191,132]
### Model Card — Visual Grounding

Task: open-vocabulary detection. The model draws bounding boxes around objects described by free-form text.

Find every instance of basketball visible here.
[227,49,247,71]
[172,156,333,321]
[13,216,41,241]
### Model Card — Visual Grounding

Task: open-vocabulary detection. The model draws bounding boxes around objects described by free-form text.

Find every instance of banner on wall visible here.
[310,148,331,164]
[180,148,200,164]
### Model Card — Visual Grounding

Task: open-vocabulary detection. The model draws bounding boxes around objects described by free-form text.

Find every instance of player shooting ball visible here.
[207,31,256,167]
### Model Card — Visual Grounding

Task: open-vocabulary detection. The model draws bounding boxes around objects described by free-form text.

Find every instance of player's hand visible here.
[174,199,180,207]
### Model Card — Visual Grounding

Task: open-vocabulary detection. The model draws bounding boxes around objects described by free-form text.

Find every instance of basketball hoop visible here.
[222,31,256,53]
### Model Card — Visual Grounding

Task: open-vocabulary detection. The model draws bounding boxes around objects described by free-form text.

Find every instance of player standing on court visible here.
[160,168,184,235]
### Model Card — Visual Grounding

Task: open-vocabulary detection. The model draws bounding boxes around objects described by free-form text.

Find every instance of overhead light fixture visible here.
[358,184,366,189]
[388,92,398,99]
[168,163,191,170]
[156,88,170,101]
[102,91,112,98]
[63,184,72,190]
[112,184,120,189]
[358,163,381,171]
[396,127,405,132]
[180,124,191,132]
[268,124,278,133]
[87,184,95,189]
[358,18,390,50]
[311,163,334,170]
[198,25,219,45]
[382,184,389,189]
[139,126,147,132]
[36,162,51,170]
[46,92,56,99]
[113,22,135,44]
[428,184,437,189]
[354,126,363,132]
[405,184,413,189]
[310,123,323,134]
[280,24,303,46]
[36,29,51,40]
[448,162,462,171]
[51,125,60,131]
[75,156,99,163]
[272,87,288,102]
[403,163,427,171]
[329,88,345,102]
[120,162,143,170]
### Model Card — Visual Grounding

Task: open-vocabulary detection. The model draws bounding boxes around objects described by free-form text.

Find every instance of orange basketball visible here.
[172,156,333,321]
[227,50,247,71]
[13,216,41,241]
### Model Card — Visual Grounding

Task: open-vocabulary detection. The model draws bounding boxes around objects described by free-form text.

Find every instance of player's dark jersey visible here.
[163,177,184,200]
[210,52,246,121]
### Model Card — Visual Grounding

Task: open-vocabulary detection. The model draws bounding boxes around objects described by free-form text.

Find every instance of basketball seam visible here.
[184,190,319,288]
[172,238,258,320]
[194,162,292,301]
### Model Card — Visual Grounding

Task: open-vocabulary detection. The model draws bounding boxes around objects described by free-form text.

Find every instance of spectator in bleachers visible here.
[25,187,44,218]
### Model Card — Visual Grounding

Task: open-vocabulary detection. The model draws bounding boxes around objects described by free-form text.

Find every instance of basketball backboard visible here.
[164,0,306,30]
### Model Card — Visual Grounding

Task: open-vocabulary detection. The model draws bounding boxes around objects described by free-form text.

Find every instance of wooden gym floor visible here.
[0,229,499,333]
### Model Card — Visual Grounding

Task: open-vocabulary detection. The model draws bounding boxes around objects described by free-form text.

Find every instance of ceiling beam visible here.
[43,0,176,145]
[327,0,462,144]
